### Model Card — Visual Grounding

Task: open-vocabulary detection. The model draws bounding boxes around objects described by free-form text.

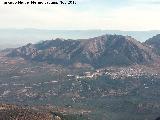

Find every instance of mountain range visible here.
[6,34,160,68]
[1,33,160,120]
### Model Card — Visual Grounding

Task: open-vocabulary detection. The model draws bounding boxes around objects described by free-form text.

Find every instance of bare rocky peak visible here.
[7,34,158,68]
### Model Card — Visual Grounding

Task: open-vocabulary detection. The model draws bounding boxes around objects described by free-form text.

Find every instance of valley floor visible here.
[0,56,160,120]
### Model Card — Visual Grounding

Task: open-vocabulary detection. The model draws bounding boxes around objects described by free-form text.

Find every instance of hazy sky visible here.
[1,0,160,30]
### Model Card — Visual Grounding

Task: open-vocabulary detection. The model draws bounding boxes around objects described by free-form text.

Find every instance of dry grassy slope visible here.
[0,104,53,120]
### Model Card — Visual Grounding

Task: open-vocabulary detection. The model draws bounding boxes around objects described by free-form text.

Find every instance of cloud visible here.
[0,0,160,30]
[108,5,160,30]
[129,0,160,5]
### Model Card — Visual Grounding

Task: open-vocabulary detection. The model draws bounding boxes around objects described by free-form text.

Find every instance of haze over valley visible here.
[1,29,160,49]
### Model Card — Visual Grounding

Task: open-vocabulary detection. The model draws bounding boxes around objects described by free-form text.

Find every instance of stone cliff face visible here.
[7,34,158,68]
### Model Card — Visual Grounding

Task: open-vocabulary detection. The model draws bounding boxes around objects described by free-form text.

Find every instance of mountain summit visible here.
[7,34,156,68]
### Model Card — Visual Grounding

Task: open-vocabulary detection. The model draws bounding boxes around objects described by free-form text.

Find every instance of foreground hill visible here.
[0,103,89,120]
[0,104,53,120]
[7,34,157,68]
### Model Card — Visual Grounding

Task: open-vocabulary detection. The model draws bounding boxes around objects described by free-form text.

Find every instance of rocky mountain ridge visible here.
[6,34,160,68]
